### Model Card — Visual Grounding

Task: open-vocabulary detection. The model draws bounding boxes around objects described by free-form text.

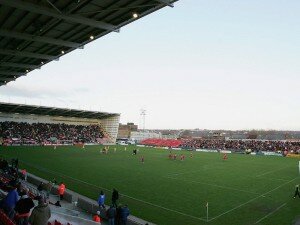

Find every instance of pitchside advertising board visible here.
[262,151,283,157]
[286,154,300,158]
[196,149,218,153]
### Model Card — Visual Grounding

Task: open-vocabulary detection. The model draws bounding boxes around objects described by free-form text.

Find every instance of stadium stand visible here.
[0,102,120,145]
[180,139,300,152]
[0,168,93,225]
[0,121,105,145]
[140,138,182,148]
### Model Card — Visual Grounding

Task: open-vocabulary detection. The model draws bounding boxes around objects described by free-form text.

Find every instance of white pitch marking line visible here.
[166,169,204,177]
[254,203,286,224]
[21,160,207,222]
[256,166,290,178]
[254,176,290,182]
[166,176,259,195]
[167,162,222,177]
[208,177,298,222]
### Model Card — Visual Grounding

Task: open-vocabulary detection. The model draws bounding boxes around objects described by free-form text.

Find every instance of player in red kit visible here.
[141,156,145,163]
[180,154,184,161]
[223,153,228,161]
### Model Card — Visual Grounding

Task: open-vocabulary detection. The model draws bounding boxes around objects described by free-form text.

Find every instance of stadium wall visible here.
[131,131,162,142]
[101,115,120,143]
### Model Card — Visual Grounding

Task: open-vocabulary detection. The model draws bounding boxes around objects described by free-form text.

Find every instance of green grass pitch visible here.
[1,145,300,225]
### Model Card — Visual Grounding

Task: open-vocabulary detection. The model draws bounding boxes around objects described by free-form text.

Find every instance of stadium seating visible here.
[0,210,15,225]
[47,220,72,225]
[0,171,75,225]
[180,139,300,152]
[0,121,105,145]
[140,139,182,148]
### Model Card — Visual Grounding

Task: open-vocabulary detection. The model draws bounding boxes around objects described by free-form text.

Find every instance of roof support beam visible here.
[68,111,87,117]
[44,108,58,114]
[8,104,22,113]
[0,49,56,60]
[0,0,117,31]
[26,106,41,114]
[0,30,80,48]
[0,70,25,76]
[0,62,40,69]
[0,77,15,81]
[155,0,174,7]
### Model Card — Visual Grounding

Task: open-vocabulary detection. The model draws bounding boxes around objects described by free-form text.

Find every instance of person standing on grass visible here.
[294,184,300,198]
[112,188,119,207]
[223,153,228,161]
[98,190,106,209]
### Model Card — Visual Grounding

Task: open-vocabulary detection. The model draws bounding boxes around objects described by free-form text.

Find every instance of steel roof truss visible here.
[0,0,117,31]
[0,30,80,48]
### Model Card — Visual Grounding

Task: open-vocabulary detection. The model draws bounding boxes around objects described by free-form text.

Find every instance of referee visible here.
[294,184,300,198]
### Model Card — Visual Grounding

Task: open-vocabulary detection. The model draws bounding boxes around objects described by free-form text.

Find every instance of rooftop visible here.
[0,102,119,119]
[0,0,177,86]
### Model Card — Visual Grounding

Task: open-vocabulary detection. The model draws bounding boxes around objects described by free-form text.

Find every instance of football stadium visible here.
[0,1,300,225]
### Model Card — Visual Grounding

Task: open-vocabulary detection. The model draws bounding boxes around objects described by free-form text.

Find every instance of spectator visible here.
[106,205,116,225]
[15,188,35,225]
[2,182,19,219]
[37,182,44,192]
[120,205,130,225]
[58,182,65,200]
[21,169,27,181]
[45,181,53,198]
[112,188,119,208]
[98,190,105,209]
[0,121,105,145]
[52,178,57,185]
[29,196,51,225]
[180,139,300,153]
[116,205,122,225]
[93,211,101,223]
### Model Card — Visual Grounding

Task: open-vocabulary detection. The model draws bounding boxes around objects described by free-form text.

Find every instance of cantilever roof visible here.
[0,102,119,119]
[0,0,177,86]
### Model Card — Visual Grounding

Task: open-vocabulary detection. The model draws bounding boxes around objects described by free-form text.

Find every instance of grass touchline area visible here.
[0,145,299,225]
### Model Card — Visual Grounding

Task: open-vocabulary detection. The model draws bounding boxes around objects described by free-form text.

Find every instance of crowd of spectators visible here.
[180,139,300,152]
[0,121,105,145]
[0,163,51,225]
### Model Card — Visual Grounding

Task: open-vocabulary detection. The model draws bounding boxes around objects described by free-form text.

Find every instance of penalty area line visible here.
[254,203,286,224]
[166,176,259,195]
[256,166,291,178]
[20,160,208,222]
[208,177,298,222]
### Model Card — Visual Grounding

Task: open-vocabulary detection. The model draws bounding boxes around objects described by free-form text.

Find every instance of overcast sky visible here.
[0,0,299,130]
